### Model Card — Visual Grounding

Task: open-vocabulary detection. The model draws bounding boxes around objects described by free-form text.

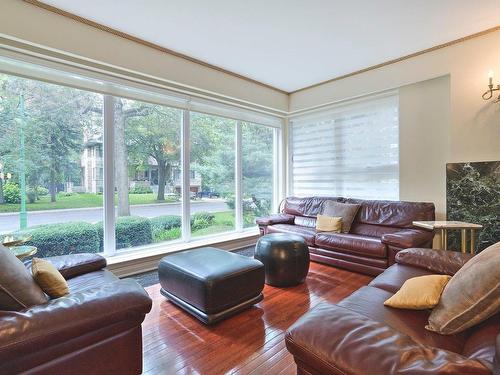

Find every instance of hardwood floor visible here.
[142,262,372,375]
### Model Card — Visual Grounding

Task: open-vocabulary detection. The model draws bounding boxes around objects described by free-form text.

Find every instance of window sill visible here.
[106,229,259,278]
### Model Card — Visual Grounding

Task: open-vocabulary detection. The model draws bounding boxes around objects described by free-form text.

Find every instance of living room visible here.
[0,1,499,374]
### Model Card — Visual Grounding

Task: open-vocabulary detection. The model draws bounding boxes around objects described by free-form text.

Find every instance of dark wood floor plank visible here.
[142,262,372,375]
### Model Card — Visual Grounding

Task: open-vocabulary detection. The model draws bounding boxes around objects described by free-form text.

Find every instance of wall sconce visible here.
[482,70,500,103]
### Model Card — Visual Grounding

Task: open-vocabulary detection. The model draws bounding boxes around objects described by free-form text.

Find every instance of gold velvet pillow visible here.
[384,275,451,310]
[32,258,69,298]
[316,214,342,233]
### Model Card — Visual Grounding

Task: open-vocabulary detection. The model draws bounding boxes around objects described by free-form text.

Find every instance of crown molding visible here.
[20,1,500,96]
[289,25,500,94]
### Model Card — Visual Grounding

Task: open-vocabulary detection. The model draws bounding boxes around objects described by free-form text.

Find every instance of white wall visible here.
[0,0,288,112]
[290,30,500,246]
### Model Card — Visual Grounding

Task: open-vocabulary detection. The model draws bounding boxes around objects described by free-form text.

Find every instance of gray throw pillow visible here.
[0,245,48,310]
[322,201,361,233]
[426,241,500,335]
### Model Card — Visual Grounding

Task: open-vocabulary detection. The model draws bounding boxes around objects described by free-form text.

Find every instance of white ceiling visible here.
[41,0,500,92]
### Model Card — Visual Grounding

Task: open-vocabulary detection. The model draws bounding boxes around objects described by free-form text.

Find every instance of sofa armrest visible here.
[256,213,295,226]
[381,228,434,249]
[0,279,151,362]
[286,303,491,375]
[26,253,107,280]
[396,247,473,275]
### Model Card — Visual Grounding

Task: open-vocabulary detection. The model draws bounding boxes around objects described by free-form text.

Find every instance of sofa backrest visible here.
[283,196,435,230]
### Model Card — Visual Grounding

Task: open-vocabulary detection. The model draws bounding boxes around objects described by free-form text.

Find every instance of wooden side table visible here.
[412,221,483,254]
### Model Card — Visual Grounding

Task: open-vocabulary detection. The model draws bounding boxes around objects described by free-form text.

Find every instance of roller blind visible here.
[290,93,399,200]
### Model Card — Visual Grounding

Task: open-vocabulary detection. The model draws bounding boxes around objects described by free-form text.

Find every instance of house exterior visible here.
[80,138,201,195]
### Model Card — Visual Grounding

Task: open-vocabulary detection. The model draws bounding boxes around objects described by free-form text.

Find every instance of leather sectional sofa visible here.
[285,248,500,374]
[257,196,435,275]
[0,253,152,375]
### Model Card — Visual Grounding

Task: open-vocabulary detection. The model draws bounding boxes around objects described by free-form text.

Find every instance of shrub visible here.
[3,182,21,204]
[27,189,37,204]
[130,185,153,194]
[16,221,100,257]
[191,211,215,231]
[150,215,181,241]
[27,186,50,203]
[154,227,181,242]
[97,216,152,250]
[36,187,49,196]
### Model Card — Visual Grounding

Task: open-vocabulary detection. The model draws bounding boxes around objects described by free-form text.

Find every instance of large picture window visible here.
[290,94,399,200]
[0,58,281,257]
[0,73,104,258]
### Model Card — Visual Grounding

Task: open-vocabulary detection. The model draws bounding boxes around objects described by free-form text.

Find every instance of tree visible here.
[190,113,235,195]
[0,73,101,203]
[126,104,181,201]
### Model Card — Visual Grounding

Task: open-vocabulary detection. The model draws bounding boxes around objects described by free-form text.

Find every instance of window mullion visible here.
[103,95,116,256]
[181,110,191,241]
[235,121,243,231]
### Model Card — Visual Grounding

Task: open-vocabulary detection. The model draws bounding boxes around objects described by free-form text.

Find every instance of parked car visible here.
[197,190,220,198]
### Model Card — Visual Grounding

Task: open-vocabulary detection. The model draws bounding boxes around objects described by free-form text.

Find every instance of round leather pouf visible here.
[255,233,310,287]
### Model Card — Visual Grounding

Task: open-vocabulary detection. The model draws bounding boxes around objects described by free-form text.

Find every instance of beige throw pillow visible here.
[32,258,69,298]
[316,215,342,233]
[426,241,500,335]
[0,245,48,310]
[322,201,360,233]
[384,275,451,310]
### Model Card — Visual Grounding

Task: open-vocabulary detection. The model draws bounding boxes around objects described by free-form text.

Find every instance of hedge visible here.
[95,216,153,251]
[11,212,224,256]
[17,221,100,257]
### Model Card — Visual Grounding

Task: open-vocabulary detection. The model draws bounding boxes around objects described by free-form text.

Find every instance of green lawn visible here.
[192,211,235,237]
[0,193,179,213]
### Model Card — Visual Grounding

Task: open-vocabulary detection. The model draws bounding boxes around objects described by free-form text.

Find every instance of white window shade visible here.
[290,93,399,200]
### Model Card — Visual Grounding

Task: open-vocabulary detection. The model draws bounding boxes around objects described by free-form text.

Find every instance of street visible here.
[0,200,229,234]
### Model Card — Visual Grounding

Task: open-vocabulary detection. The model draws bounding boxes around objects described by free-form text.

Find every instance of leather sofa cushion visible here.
[338,286,467,353]
[315,232,386,258]
[67,269,118,293]
[284,196,343,217]
[267,224,316,246]
[462,314,500,362]
[346,198,435,228]
[369,263,435,293]
[0,246,48,310]
[349,223,399,238]
[294,216,317,228]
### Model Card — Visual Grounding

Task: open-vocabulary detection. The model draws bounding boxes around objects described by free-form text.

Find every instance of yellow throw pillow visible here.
[384,275,451,310]
[316,214,342,233]
[31,258,69,298]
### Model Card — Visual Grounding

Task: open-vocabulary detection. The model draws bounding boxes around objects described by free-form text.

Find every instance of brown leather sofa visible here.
[285,248,500,375]
[0,253,152,375]
[257,196,435,275]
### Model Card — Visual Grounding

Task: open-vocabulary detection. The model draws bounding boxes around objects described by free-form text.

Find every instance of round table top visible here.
[2,234,32,247]
[10,245,37,260]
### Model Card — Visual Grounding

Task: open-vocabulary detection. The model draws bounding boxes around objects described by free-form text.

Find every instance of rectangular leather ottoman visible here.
[159,247,265,324]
